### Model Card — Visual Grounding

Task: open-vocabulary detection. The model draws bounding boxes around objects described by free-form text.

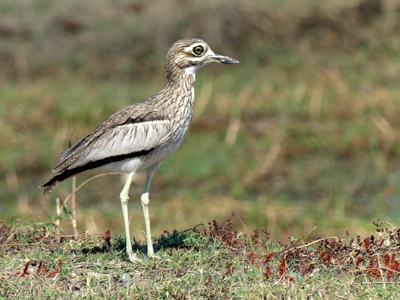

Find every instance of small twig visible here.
[279,226,317,253]
[5,224,34,243]
[235,215,248,232]
[281,235,341,254]
[380,266,400,275]
[376,254,386,289]
[72,176,78,239]
[263,285,277,299]
[56,198,60,236]
[374,220,396,229]
[183,224,205,233]
[63,172,122,206]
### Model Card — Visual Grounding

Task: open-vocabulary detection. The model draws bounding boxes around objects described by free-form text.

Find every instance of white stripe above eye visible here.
[184,43,207,54]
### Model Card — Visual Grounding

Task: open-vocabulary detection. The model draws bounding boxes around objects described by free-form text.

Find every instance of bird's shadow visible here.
[79,228,201,256]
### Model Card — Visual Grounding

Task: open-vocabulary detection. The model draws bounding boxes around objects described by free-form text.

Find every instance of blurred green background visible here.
[1,0,400,241]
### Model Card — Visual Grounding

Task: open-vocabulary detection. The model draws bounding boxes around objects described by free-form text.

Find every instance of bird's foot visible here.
[148,253,161,260]
[127,252,142,263]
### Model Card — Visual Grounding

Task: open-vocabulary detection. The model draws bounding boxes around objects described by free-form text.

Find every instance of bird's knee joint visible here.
[120,192,129,204]
[141,192,150,206]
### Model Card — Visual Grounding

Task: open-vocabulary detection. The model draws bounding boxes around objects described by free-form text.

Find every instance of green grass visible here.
[1,218,400,299]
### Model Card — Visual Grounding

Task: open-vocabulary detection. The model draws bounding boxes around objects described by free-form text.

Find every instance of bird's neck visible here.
[164,69,196,92]
[160,69,196,122]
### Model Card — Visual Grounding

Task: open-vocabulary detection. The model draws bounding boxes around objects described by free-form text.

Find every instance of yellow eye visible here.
[192,45,204,56]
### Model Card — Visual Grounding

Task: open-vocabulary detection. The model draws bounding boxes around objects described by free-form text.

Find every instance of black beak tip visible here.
[222,57,240,64]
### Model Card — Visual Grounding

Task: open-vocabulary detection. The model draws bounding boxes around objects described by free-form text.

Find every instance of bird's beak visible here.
[208,53,240,64]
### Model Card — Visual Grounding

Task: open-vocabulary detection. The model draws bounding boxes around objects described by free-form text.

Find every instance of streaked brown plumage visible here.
[40,38,239,262]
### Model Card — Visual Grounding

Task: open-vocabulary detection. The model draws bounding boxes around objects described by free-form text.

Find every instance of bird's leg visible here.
[141,165,161,258]
[141,175,155,257]
[120,172,141,263]
[141,191,154,257]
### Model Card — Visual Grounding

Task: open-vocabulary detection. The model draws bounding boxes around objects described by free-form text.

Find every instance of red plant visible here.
[383,253,400,282]
[264,266,271,280]
[102,230,111,244]
[225,261,235,276]
[319,250,332,267]
[47,259,62,277]
[15,261,30,277]
[365,256,381,280]
[279,257,286,277]
[355,257,364,269]
[250,252,255,265]
[264,252,274,264]
[36,261,43,274]
[363,237,371,254]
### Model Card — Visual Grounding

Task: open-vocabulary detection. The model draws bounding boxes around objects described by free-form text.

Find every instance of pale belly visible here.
[100,125,188,174]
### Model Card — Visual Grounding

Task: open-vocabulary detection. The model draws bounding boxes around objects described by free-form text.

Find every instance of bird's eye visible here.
[192,46,204,56]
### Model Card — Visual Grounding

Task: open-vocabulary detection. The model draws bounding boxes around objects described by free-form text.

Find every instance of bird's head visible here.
[164,38,239,80]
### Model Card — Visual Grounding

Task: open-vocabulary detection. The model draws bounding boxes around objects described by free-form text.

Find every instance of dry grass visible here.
[1,216,400,298]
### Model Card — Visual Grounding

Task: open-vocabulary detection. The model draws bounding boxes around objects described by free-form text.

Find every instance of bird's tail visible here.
[39,176,62,195]
[39,168,80,195]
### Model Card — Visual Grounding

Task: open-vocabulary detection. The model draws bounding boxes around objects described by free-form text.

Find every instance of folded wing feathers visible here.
[52,105,171,173]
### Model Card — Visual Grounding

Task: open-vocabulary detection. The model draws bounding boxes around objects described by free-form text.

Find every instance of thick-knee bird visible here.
[40,38,239,262]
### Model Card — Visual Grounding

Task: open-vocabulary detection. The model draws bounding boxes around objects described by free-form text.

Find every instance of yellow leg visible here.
[141,163,162,258]
[141,192,154,257]
[120,173,141,263]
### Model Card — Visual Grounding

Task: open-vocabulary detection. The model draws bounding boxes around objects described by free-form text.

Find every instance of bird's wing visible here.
[53,104,171,173]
